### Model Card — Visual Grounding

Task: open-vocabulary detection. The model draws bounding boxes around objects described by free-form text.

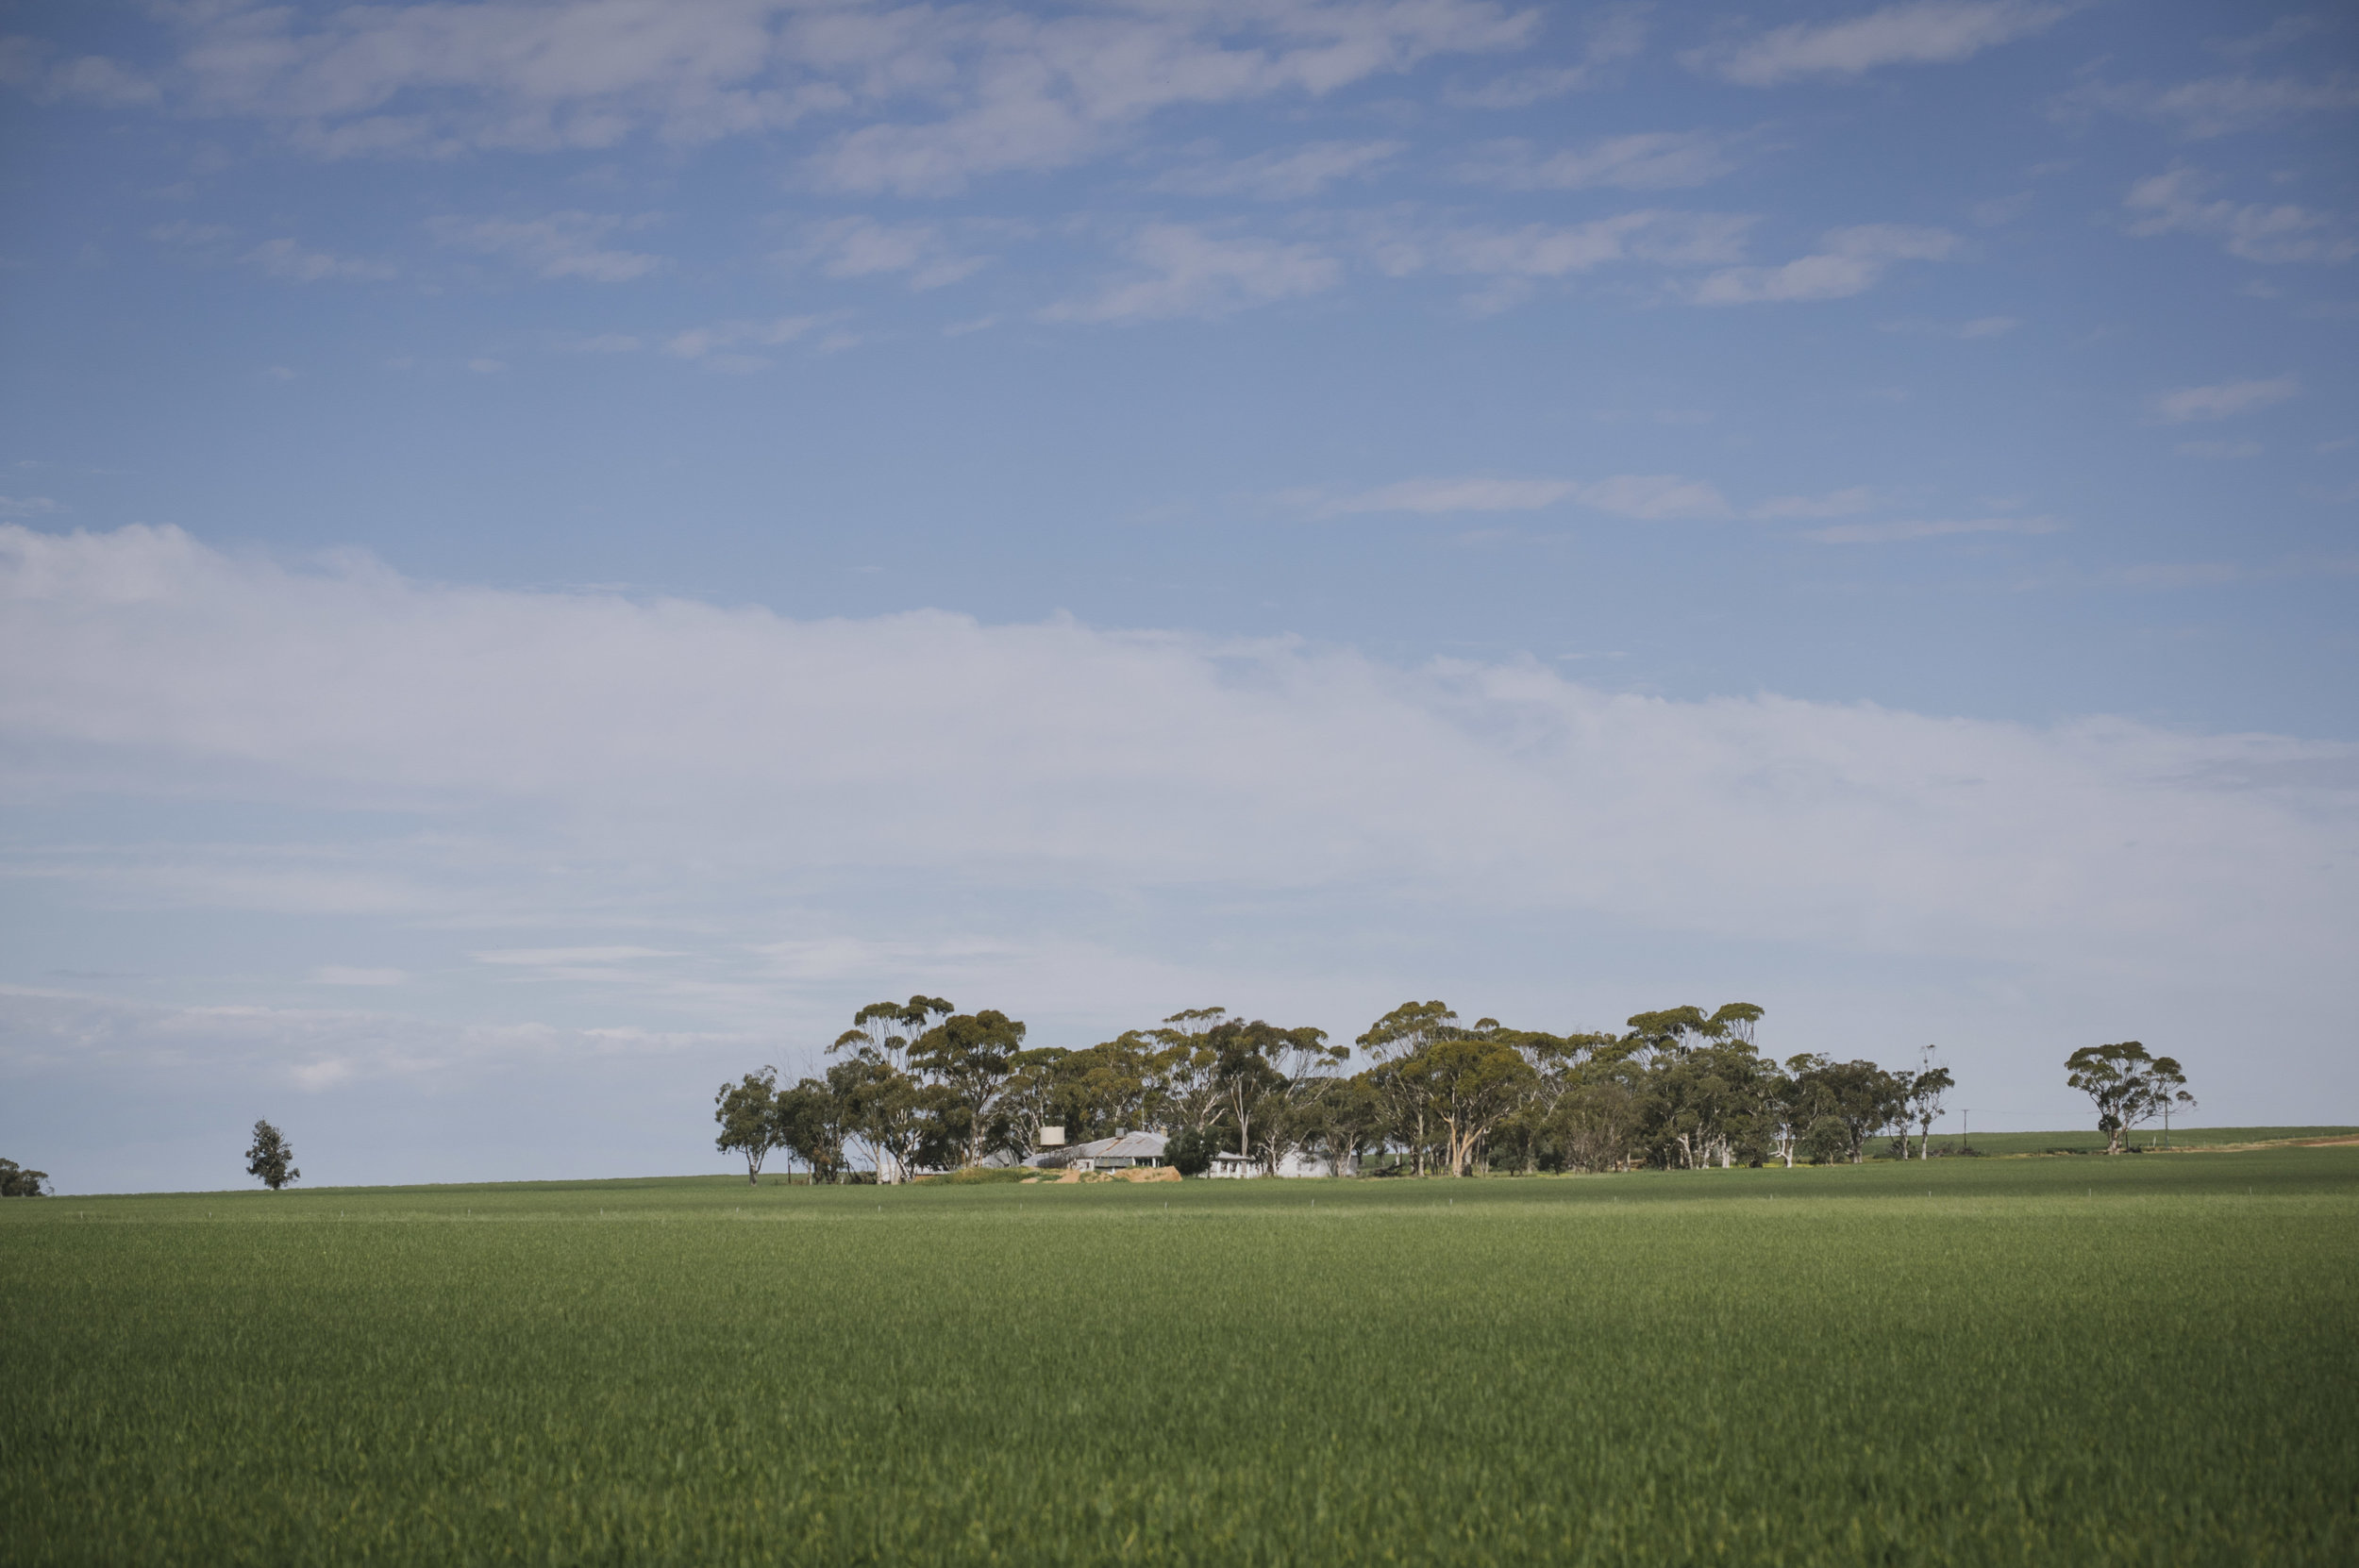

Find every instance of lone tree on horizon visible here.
[2065,1043,2194,1155]
[244,1120,300,1191]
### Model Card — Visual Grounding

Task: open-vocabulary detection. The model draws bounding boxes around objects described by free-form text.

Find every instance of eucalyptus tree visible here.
[2065,1042,2194,1154]
[0,1158,50,1197]
[909,1009,1029,1167]
[1903,1049,1956,1159]
[1147,1008,1233,1132]
[999,1044,1078,1154]
[1790,1058,1907,1163]
[713,1066,785,1184]
[831,995,954,1071]
[774,1076,850,1183]
[1355,1000,1460,1175]
[1200,1016,1345,1169]
[1641,1038,1769,1169]
[1400,1021,1536,1176]
[826,995,956,1177]
[1625,1002,1765,1061]
[827,1052,926,1183]
[1764,1056,1816,1167]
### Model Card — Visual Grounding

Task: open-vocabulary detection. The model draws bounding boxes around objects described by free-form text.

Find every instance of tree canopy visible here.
[244,1120,299,1191]
[712,996,2008,1180]
[2066,1042,2195,1155]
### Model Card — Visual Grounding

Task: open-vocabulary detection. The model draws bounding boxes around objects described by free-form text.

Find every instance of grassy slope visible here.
[4,1150,2355,1567]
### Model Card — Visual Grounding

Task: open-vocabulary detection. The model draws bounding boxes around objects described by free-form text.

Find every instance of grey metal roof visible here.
[1064,1131,1169,1159]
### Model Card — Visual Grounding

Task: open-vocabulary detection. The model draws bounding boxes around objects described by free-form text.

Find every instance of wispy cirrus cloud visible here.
[428,212,663,282]
[1750,488,1886,520]
[663,315,832,371]
[241,237,398,284]
[2066,71,2359,140]
[799,2,1534,194]
[1692,225,1956,305]
[1687,1,2070,87]
[1365,209,1754,311]
[2123,169,2356,265]
[1879,314,2020,339]
[149,221,395,284]
[1153,140,1404,200]
[1457,130,1744,192]
[1445,5,1648,108]
[785,217,997,291]
[1290,474,1733,521]
[2150,376,2299,424]
[1803,516,2064,543]
[1041,225,1339,324]
[0,40,158,107]
[20,2,1535,184]
[310,965,407,987]
[1292,478,1904,524]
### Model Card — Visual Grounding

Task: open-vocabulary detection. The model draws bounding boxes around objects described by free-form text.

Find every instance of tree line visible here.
[714,997,1987,1182]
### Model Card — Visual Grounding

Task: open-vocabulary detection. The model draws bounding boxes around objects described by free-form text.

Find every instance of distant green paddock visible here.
[1908,1124,2357,1157]
[5,1149,2355,1566]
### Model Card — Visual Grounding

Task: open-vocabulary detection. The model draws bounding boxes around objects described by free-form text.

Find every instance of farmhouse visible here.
[1034,1131,1360,1177]
[1206,1148,1360,1178]
[1058,1131,1168,1172]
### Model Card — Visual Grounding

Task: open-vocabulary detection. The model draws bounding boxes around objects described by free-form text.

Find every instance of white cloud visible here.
[1301,477,1579,515]
[1750,488,1884,520]
[2069,71,2359,139]
[1298,475,1732,520]
[0,495,60,518]
[0,41,159,107]
[1688,1,2069,87]
[241,237,397,283]
[1369,211,1755,293]
[1459,131,1742,192]
[800,3,1534,194]
[1803,516,2064,542]
[661,315,828,370]
[474,946,680,966]
[1880,315,2020,338]
[466,358,506,375]
[1693,225,1957,305]
[2150,377,2299,424]
[427,212,662,283]
[787,216,995,290]
[2123,169,2356,265]
[310,966,407,986]
[0,983,730,1091]
[59,2,1535,180]
[1154,140,1403,200]
[1576,475,1735,521]
[2,523,2351,1019]
[1447,6,1648,107]
[1042,225,1339,324]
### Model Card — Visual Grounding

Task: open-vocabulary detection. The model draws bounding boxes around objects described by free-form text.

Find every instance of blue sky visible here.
[2,0,2355,1191]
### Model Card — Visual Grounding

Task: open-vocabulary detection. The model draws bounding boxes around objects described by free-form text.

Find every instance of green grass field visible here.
[6,1146,2356,1566]
[1912,1125,2356,1157]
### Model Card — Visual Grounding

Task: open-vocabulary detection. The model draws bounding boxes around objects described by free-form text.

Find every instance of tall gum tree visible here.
[2065,1042,2194,1154]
